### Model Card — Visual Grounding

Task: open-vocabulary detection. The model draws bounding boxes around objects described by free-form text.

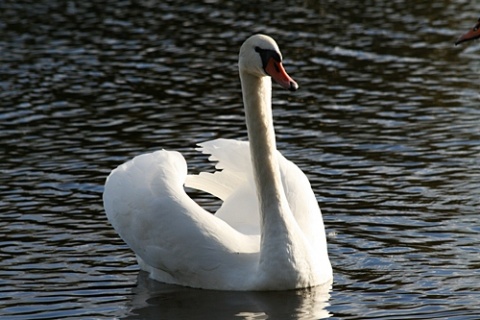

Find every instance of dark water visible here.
[2,0,480,319]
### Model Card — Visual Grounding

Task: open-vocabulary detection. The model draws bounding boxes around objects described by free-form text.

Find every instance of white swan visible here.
[103,34,332,291]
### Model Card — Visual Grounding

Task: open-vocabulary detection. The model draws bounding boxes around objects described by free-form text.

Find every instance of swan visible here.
[103,34,333,291]
[456,17,480,45]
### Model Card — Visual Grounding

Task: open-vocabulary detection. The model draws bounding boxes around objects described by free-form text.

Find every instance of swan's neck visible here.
[241,74,285,218]
[240,71,317,288]
[240,71,293,244]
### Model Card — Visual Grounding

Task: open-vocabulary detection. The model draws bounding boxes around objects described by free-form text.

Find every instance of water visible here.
[1,0,480,319]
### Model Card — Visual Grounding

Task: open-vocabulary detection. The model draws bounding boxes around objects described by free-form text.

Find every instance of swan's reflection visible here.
[121,272,332,320]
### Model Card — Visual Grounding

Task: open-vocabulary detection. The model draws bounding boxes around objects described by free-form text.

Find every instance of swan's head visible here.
[239,34,298,91]
[456,17,480,45]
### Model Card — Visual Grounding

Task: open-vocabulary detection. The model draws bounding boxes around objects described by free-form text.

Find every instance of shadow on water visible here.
[122,272,332,320]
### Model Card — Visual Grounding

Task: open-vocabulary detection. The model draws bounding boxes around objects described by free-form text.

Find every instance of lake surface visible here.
[1,0,480,319]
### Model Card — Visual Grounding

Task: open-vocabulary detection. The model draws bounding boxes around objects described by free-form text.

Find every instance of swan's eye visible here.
[255,47,281,62]
[255,47,282,70]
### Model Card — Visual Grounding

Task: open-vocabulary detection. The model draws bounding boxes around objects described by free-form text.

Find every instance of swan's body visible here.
[104,34,332,291]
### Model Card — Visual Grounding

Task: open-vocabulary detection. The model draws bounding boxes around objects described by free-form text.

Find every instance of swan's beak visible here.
[455,19,480,45]
[265,59,299,92]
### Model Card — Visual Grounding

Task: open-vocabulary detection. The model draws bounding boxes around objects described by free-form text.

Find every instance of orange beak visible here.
[264,58,299,92]
[455,19,480,45]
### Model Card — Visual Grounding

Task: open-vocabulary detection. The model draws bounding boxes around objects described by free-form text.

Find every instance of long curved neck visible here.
[239,71,292,241]
[240,70,318,288]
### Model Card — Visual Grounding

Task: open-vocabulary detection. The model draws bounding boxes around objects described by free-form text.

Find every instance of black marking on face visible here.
[255,47,282,70]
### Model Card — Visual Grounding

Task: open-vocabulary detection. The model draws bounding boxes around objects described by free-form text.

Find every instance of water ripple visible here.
[1,0,480,319]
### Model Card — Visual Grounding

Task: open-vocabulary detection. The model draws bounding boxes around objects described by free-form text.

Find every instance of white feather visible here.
[103,34,332,291]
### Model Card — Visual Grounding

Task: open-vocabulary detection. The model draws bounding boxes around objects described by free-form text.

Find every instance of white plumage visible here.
[104,34,332,290]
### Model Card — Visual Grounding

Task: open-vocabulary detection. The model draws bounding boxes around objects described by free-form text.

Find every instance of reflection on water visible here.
[124,272,331,320]
[2,0,480,319]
